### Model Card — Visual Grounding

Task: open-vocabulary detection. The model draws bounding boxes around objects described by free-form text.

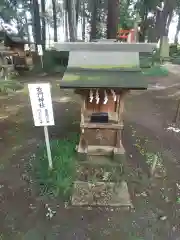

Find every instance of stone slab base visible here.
[71,180,133,207]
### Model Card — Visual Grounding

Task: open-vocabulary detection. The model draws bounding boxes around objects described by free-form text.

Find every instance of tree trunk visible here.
[32,0,41,66]
[90,0,98,40]
[52,0,58,42]
[67,6,75,41]
[175,14,180,44]
[41,0,46,50]
[139,10,148,42]
[160,0,176,38]
[25,13,30,43]
[76,0,80,25]
[48,24,51,47]
[65,10,69,41]
[166,10,173,35]
[29,1,36,43]
[153,10,161,42]
[32,0,41,46]
[66,0,76,41]
[107,0,119,39]
[72,0,77,39]
[82,1,86,41]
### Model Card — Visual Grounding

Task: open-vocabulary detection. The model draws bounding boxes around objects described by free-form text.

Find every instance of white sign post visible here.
[37,44,44,69]
[28,83,54,169]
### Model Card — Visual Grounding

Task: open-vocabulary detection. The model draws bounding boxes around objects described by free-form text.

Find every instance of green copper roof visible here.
[60,68,148,89]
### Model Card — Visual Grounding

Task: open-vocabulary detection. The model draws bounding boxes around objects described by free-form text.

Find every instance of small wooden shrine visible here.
[0,31,29,74]
[54,41,156,206]
[54,42,155,161]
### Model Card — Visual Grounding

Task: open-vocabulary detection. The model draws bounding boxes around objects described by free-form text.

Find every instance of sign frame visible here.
[28,83,54,169]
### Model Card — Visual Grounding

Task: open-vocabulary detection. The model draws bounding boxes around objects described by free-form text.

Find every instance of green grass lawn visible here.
[33,134,79,200]
[142,65,169,77]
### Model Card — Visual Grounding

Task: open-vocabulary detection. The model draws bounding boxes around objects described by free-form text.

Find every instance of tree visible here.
[175,15,180,43]
[32,0,42,56]
[65,0,77,41]
[160,0,176,38]
[107,0,119,38]
[0,0,17,23]
[174,0,180,43]
[90,0,99,40]
[81,0,86,40]
[52,0,58,42]
[0,0,32,39]
[41,0,46,49]
[76,0,80,24]
[134,0,162,42]
[64,7,69,41]
[119,0,134,29]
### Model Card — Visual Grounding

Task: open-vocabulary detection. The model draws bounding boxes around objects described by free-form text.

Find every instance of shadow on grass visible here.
[0,94,80,170]
[142,66,169,77]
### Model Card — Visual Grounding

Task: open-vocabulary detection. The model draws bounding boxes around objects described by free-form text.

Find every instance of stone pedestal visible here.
[72,181,133,207]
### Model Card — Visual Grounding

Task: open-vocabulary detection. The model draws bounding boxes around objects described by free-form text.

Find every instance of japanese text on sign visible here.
[28,83,54,126]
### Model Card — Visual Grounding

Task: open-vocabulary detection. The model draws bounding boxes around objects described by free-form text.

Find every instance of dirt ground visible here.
[1,73,180,239]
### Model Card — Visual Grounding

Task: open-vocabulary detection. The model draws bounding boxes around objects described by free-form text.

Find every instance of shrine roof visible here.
[60,68,148,90]
[54,42,156,52]
[54,42,156,90]
[5,34,29,44]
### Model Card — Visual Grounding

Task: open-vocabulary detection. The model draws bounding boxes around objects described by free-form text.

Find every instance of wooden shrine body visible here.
[75,88,126,161]
[54,41,156,163]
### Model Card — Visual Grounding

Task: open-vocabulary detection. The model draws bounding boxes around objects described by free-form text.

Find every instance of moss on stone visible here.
[77,65,139,69]
[61,69,148,89]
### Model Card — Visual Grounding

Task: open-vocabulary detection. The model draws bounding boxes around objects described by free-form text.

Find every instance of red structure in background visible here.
[117,29,135,42]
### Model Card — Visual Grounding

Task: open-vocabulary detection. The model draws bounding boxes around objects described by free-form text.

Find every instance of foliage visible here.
[0,79,23,93]
[171,56,180,64]
[135,0,161,13]
[0,0,17,22]
[45,0,63,27]
[33,134,78,200]
[1,0,180,50]
[30,50,69,74]
[169,44,178,56]
[139,53,154,68]
[0,0,31,37]
[119,0,134,29]
[167,44,180,64]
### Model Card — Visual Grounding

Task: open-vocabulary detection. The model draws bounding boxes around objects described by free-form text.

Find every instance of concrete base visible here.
[71,180,133,207]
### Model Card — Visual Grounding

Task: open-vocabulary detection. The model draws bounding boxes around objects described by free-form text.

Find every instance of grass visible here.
[131,125,164,176]
[142,65,169,77]
[0,79,23,93]
[135,138,163,166]
[33,133,79,200]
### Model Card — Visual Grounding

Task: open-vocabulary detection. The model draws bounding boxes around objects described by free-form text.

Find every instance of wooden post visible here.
[77,95,88,160]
